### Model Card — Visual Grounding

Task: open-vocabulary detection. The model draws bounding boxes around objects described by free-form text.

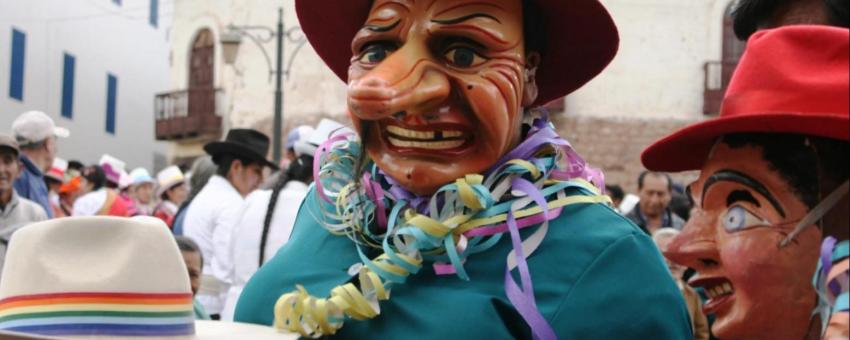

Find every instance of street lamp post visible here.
[220,7,307,164]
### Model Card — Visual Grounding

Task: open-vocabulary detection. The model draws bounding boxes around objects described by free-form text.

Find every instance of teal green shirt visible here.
[235,187,692,338]
[193,298,211,320]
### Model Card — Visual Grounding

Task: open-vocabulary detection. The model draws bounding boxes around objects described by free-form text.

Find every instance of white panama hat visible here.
[156,166,185,198]
[0,217,293,339]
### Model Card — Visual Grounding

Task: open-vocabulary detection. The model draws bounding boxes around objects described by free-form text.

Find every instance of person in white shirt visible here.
[220,123,325,320]
[182,129,277,319]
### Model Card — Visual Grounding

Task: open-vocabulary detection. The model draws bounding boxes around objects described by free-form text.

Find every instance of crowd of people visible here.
[0,109,347,322]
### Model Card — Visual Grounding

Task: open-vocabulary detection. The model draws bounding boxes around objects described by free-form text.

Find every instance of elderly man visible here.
[626,171,686,234]
[0,134,47,278]
[235,0,692,338]
[11,111,69,218]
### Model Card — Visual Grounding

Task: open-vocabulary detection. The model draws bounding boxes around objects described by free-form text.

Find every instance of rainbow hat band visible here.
[0,292,194,336]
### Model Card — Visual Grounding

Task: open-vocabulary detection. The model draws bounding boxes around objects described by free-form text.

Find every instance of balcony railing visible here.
[155,88,224,140]
[703,60,738,115]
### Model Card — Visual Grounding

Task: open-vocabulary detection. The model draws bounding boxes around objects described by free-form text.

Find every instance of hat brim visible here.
[294,0,619,106]
[54,126,70,139]
[194,320,296,339]
[204,142,279,170]
[642,112,850,172]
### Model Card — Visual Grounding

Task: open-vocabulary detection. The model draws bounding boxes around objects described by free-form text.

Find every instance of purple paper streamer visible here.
[505,210,556,340]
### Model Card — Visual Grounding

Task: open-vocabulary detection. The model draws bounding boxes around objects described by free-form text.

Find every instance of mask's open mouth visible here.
[690,276,735,314]
[383,124,472,152]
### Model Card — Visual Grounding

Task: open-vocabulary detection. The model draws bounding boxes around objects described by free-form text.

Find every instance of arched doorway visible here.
[721,3,746,88]
[704,2,748,115]
[189,29,215,118]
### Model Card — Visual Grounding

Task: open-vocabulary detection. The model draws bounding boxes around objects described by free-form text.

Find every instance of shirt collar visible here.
[19,155,44,176]
[0,190,20,216]
[638,206,671,227]
[209,175,242,197]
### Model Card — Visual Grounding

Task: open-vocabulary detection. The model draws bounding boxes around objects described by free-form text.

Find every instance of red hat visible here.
[294,0,619,106]
[642,25,849,172]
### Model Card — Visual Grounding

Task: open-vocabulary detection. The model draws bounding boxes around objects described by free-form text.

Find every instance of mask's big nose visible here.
[348,46,451,121]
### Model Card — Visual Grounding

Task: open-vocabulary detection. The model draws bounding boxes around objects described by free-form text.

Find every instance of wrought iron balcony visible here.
[703,60,738,115]
[154,88,224,141]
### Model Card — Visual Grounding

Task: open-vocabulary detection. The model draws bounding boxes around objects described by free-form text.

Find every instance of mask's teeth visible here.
[386,125,435,140]
[387,137,464,150]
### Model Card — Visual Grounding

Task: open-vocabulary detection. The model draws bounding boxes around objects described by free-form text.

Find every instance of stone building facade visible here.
[160,0,743,193]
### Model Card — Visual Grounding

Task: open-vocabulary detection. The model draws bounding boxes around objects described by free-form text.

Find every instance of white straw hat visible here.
[156,166,185,197]
[0,217,293,339]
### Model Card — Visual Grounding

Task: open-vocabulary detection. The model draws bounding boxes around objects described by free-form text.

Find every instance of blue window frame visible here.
[106,74,117,134]
[61,53,76,119]
[9,28,26,101]
[149,0,158,27]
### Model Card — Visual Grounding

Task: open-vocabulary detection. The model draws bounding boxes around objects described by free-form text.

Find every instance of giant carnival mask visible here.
[346,0,537,195]
[670,139,822,340]
[641,26,850,340]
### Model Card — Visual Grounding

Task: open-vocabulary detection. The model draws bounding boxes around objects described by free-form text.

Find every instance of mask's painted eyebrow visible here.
[364,19,401,32]
[431,13,501,25]
[703,169,786,218]
[727,190,761,208]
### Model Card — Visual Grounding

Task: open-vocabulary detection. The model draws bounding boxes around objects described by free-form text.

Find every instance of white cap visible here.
[129,167,156,187]
[299,119,352,157]
[12,111,70,146]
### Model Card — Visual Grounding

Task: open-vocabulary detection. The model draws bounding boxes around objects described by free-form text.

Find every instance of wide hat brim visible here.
[294,0,619,106]
[641,112,849,172]
[204,142,279,170]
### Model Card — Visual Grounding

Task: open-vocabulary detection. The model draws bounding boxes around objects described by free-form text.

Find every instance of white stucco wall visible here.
[0,0,170,171]
[567,0,735,119]
[168,0,347,134]
[166,0,737,137]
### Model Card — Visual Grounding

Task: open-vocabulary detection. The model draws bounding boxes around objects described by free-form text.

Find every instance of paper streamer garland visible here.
[814,236,849,336]
[274,114,609,339]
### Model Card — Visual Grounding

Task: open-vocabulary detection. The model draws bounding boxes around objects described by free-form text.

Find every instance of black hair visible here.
[732,0,850,40]
[82,165,107,191]
[605,184,625,201]
[522,0,546,55]
[68,160,85,172]
[175,236,203,268]
[637,171,673,192]
[160,182,185,201]
[721,133,849,209]
[213,154,260,177]
[258,153,314,265]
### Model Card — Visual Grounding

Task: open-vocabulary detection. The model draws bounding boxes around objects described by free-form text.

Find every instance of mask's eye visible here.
[722,205,768,232]
[444,46,486,68]
[358,43,397,64]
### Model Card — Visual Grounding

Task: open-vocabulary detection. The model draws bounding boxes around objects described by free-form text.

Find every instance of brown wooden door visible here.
[721,3,746,87]
[189,29,214,118]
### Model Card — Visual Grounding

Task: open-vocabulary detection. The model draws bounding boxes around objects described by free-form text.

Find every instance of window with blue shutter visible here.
[106,74,118,134]
[149,0,158,27]
[61,53,76,119]
[9,28,26,101]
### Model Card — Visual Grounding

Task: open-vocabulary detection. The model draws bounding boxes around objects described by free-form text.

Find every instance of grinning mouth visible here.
[703,279,734,299]
[384,124,470,151]
[689,276,735,314]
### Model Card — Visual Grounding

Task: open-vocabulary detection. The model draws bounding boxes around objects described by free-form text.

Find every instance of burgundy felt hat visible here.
[642,25,849,172]
[294,0,619,106]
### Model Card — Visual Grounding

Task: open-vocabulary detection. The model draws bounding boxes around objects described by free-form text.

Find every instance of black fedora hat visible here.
[204,129,278,170]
